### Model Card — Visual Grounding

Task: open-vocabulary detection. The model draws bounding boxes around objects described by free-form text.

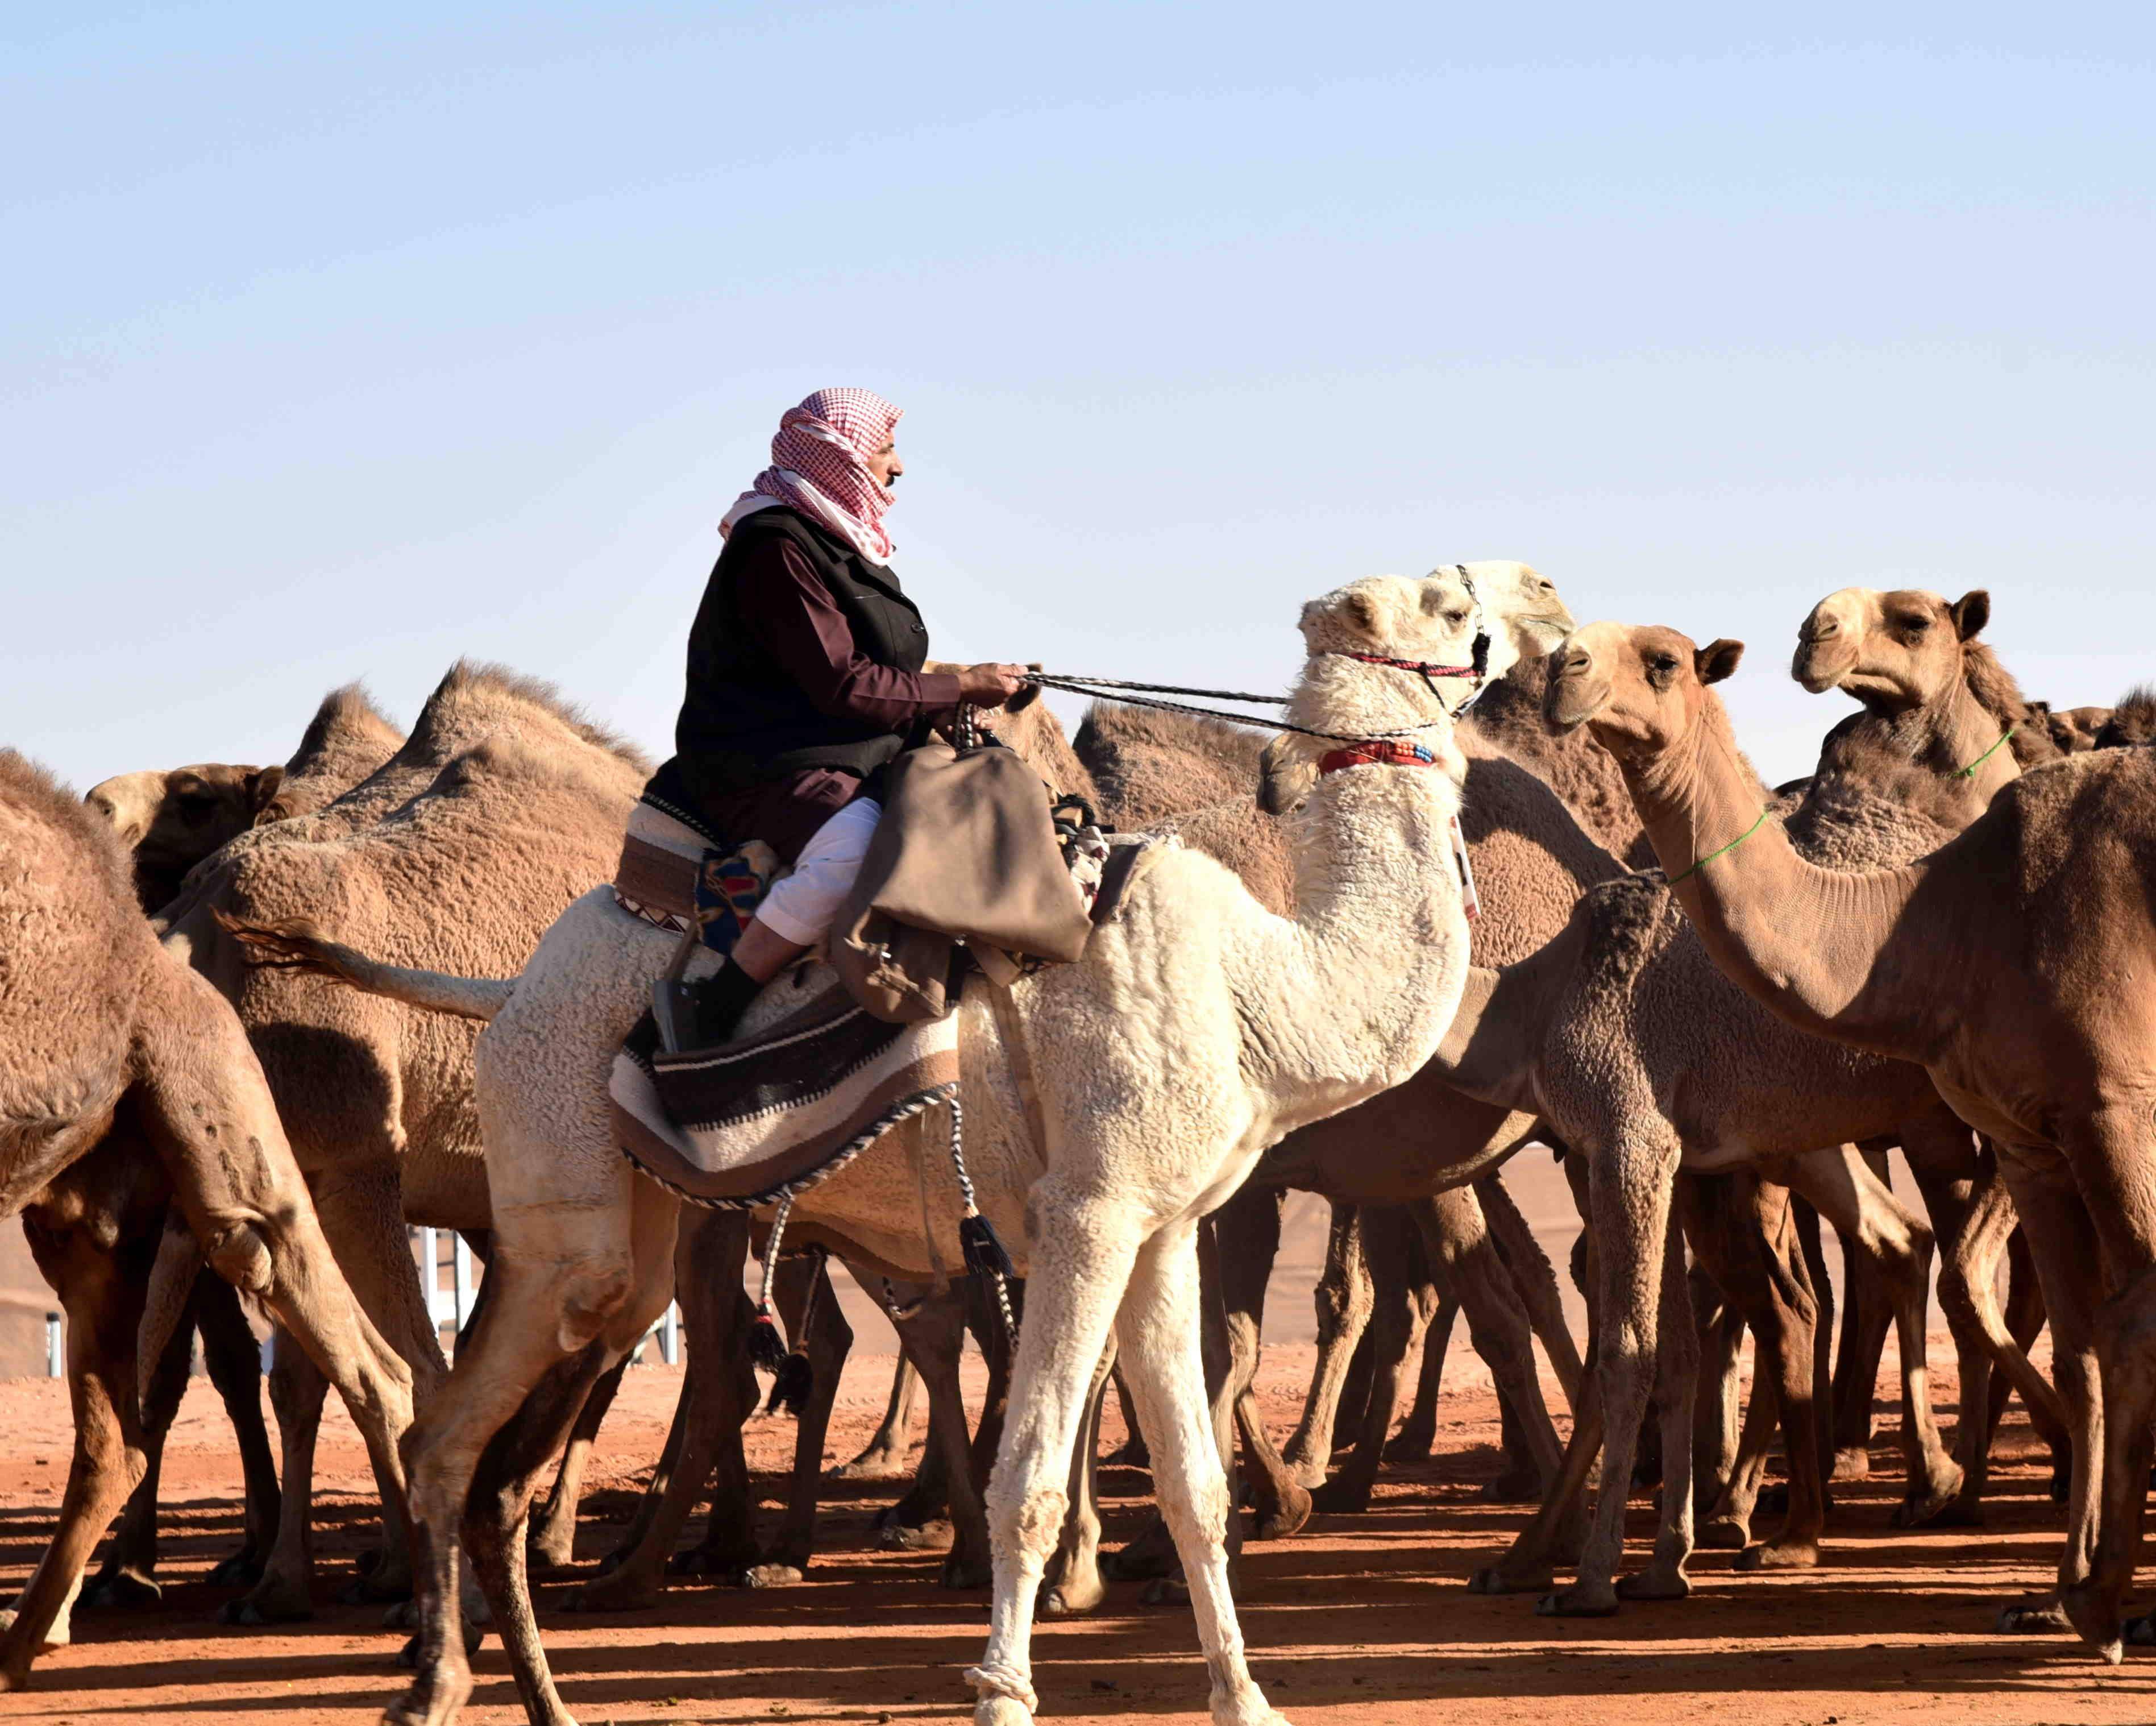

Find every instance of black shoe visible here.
[654,959,762,1053]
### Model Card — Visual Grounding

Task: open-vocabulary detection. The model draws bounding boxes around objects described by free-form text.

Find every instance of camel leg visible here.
[1994,1227,2058,1457]
[1482,1172,1584,1404]
[1213,1192,1307,1540]
[967,1194,1141,1726]
[1827,1145,1895,1480]
[1786,1144,1961,1526]
[0,1213,152,1688]
[1792,1196,1837,1494]
[1688,1259,1744,1517]
[86,1228,209,1608]
[526,1353,628,1573]
[576,1210,755,1608]
[1409,1189,1565,1505]
[834,1355,921,1479]
[1537,1132,1680,1619]
[1992,1165,2100,1640]
[1108,1185,1291,1584]
[1384,1294,1457,1463]
[1112,1219,1285,1726]
[1681,1173,1822,1565]
[1280,1200,1370,1489]
[886,1279,993,1588]
[1105,1363,1150,1468]
[746,1254,851,1586]
[1040,1340,1116,1616]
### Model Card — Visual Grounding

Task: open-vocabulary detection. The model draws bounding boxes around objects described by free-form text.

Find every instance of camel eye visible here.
[1445,609,1468,627]
[1900,616,1930,634]
[1646,652,1679,686]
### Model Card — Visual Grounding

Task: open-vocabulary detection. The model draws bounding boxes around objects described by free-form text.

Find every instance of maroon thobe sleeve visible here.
[732,537,964,724]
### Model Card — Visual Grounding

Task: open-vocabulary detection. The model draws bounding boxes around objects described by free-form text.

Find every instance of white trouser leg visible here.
[755,798,882,947]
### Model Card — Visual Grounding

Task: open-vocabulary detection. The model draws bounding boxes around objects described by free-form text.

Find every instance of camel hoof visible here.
[1617,1569,1690,1602]
[84,1567,162,1610]
[1103,1439,1152,1471]
[2126,1614,2156,1646]
[1536,1585,1619,1618]
[383,1665,476,1726]
[1308,1478,1372,1515]
[1892,1469,1965,1529]
[1478,1466,1544,1505]
[940,1554,992,1590]
[1139,1575,1190,1608]
[1252,1483,1312,1540]
[1382,1430,1435,1464]
[339,1570,413,1607]
[974,1699,1034,1726]
[828,1449,908,1481]
[525,1540,577,1576]
[1735,1538,1819,1572]
[1038,1574,1105,1617]
[381,1599,419,1631]
[1103,1526,1177,1583]
[1212,1695,1293,1726]
[1468,1563,1551,1596]
[1697,1516,1750,1551]
[1830,1447,1871,1483]
[742,1563,807,1588]
[1999,1597,2071,1634]
[669,1545,758,1578]
[2050,1465,2070,1504]
[219,1579,313,1627]
[570,1574,659,1613]
[207,1546,267,1588]
[0,1603,65,1656]
[878,1518,954,1553]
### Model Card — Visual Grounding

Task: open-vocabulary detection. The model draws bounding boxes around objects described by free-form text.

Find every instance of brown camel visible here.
[2095,686,2156,750]
[0,750,415,1688]
[1547,617,2156,1658]
[155,662,649,1621]
[18,686,415,1621]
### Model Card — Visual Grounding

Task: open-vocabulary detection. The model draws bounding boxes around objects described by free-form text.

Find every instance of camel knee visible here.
[988,1484,1069,1565]
[204,1223,275,1297]
[1159,1468,1231,1551]
[557,1258,638,1352]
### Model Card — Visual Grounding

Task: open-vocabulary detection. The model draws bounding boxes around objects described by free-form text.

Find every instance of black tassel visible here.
[960,1212,1016,1281]
[764,1350,815,1417]
[749,1305,789,1373]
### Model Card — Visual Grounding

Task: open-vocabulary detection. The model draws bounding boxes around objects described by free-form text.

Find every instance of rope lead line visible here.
[1668,805,1772,886]
[948,1092,1021,1347]
[1956,725,2017,779]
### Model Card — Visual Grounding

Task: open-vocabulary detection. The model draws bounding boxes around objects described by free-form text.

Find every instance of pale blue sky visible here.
[6,6,2151,792]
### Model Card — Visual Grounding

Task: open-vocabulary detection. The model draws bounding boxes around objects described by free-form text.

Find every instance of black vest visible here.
[668,507,931,814]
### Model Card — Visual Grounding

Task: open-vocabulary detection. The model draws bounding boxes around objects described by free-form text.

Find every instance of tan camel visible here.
[0,750,415,1688]
[1789,588,2067,1493]
[1547,617,2156,1659]
[8,686,413,1629]
[231,567,1548,1726]
[155,663,648,1621]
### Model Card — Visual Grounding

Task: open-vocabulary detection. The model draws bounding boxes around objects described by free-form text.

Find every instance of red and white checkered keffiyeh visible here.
[721,388,903,565]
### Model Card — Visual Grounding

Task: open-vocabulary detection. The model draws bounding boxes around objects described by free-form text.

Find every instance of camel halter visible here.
[1020,568,1491,742]
[1668,804,1771,885]
[1955,725,2017,779]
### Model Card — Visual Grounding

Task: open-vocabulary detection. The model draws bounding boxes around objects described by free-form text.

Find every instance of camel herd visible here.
[1,563,2153,1726]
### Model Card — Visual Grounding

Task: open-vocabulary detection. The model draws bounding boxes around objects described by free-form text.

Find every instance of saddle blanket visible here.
[610,978,957,1209]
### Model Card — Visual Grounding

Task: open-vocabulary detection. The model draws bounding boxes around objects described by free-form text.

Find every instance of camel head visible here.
[1791,587,1989,712]
[1452,561,1578,670]
[2041,703,2111,753]
[1542,621,1745,765]
[85,763,284,903]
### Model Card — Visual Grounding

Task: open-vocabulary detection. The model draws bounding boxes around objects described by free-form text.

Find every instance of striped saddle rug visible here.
[605,795,1160,1209]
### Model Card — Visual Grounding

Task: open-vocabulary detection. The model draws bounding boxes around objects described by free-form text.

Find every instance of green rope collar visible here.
[1955,725,2017,779]
[1669,804,1771,885]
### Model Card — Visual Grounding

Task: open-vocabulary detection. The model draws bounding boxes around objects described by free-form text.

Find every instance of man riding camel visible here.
[641,387,1027,1044]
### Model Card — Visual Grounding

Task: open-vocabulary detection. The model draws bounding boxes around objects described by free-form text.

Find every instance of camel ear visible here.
[1257,735,1315,816]
[246,765,285,814]
[1951,590,1990,641]
[1695,639,1745,685]
[1340,590,1380,639]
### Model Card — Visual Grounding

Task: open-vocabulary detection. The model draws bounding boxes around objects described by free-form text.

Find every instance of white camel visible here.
[240,565,1567,1726]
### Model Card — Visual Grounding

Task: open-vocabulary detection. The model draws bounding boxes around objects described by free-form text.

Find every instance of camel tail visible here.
[214,911,517,1022]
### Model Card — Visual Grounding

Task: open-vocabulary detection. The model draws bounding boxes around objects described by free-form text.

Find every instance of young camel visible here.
[235,568,1527,1726]
[0,752,415,1688]
[1547,619,2156,1659]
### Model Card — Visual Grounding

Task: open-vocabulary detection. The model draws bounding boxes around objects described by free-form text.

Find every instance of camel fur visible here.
[228,567,1527,1726]
[1549,617,2156,1659]
[0,750,416,1688]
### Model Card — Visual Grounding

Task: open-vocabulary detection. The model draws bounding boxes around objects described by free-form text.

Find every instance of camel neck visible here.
[1848,674,2020,804]
[1622,697,1938,1059]
[1428,947,1561,1116]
